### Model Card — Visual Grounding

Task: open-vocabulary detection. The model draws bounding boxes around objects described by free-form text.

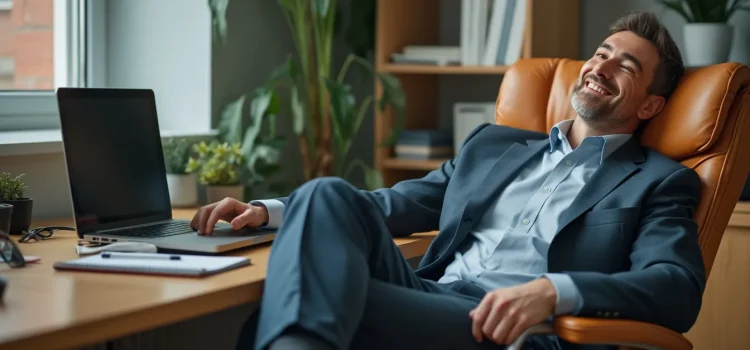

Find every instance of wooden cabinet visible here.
[685,202,750,350]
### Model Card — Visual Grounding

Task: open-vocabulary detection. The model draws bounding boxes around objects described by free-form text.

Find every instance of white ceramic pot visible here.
[683,23,734,67]
[206,184,245,204]
[166,173,198,207]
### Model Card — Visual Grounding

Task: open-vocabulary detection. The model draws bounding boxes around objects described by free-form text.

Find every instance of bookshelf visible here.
[373,0,580,187]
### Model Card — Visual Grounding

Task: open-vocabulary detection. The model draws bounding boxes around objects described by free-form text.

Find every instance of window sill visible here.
[0,129,219,157]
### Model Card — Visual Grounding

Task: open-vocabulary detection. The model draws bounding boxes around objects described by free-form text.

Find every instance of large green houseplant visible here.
[657,0,750,65]
[209,0,405,190]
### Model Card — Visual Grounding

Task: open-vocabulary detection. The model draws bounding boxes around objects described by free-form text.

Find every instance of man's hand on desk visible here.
[469,277,557,345]
[190,198,269,235]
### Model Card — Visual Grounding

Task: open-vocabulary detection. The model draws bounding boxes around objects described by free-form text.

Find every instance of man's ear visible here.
[638,95,666,121]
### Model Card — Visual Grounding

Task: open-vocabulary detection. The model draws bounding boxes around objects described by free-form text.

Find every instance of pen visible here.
[101,252,181,261]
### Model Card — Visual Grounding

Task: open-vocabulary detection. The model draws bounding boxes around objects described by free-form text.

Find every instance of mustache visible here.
[579,74,617,94]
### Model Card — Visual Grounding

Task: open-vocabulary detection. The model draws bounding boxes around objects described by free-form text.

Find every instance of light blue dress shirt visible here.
[437,119,632,314]
[255,119,632,315]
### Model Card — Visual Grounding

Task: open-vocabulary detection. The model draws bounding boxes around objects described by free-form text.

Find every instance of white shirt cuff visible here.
[543,273,583,315]
[249,199,285,229]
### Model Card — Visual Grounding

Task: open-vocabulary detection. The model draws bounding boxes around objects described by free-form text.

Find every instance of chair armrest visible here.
[552,316,693,350]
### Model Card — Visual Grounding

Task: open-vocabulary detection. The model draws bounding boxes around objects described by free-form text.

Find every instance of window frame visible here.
[0,0,102,131]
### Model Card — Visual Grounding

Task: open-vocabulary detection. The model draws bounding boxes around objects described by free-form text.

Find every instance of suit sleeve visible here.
[251,123,492,237]
[565,167,706,333]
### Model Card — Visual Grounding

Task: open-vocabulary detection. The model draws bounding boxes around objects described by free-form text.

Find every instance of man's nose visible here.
[591,61,614,80]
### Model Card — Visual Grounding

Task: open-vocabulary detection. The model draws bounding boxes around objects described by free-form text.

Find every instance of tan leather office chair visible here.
[496,58,750,350]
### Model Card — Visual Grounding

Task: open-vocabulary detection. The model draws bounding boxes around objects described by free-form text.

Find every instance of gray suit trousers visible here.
[245,177,559,350]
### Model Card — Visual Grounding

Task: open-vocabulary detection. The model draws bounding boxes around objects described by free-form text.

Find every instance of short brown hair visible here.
[609,11,684,99]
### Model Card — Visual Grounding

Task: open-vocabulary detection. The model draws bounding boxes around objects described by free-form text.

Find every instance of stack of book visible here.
[394,130,454,160]
[389,0,527,67]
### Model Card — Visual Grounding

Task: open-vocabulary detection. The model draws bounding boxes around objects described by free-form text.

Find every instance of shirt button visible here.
[565,160,573,166]
[522,218,530,225]
[543,186,551,192]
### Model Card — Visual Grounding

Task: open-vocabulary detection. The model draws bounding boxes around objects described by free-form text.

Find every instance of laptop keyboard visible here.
[109,221,194,238]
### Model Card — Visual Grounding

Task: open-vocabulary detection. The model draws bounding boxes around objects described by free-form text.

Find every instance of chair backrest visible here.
[495,58,750,275]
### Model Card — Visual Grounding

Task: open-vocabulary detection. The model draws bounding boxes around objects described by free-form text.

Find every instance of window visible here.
[0,0,212,141]
[0,0,92,131]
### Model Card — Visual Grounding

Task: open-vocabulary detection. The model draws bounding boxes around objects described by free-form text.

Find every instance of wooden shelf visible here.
[373,0,580,187]
[382,158,449,171]
[381,64,509,75]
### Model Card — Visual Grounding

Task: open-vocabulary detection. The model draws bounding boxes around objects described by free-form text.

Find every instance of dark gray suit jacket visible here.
[279,123,706,335]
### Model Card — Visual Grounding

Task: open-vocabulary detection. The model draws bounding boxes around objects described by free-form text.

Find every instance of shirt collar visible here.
[548,119,632,163]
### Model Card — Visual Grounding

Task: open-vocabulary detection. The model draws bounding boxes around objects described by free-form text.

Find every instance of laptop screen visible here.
[56,88,172,234]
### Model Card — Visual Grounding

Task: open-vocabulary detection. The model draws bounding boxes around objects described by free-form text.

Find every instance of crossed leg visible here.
[243,177,557,350]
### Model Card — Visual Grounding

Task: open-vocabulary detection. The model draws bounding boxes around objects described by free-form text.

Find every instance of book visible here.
[53,252,251,277]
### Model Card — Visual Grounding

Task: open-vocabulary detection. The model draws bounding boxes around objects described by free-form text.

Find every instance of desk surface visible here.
[0,209,438,350]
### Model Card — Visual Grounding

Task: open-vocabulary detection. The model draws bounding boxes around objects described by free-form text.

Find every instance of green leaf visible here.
[312,0,332,18]
[217,95,246,144]
[291,87,305,135]
[377,73,406,146]
[269,55,295,85]
[325,78,357,145]
[363,167,384,190]
[263,135,288,150]
[657,0,694,22]
[208,0,231,44]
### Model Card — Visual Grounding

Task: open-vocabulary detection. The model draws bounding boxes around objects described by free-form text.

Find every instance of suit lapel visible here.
[462,138,549,223]
[555,137,644,233]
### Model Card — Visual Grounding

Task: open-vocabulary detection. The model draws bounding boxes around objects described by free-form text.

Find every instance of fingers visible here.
[190,202,217,233]
[204,199,243,235]
[482,298,507,339]
[230,207,263,229]
[191,198,249,235]
[489,309,515,344]
[470,293,494,342]
[504,317,529,346]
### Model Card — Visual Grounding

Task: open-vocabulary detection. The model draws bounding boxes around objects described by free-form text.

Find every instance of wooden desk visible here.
[0,209,438,350]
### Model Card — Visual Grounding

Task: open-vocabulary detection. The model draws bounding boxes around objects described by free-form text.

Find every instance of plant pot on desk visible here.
[205,185,245,204]
[0,198,33,235]
[166,173,198,207]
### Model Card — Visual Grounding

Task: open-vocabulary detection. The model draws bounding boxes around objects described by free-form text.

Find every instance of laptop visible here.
[55,87,276,253]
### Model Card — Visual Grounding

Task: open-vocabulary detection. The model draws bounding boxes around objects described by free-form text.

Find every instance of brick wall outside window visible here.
[0,0,54,90]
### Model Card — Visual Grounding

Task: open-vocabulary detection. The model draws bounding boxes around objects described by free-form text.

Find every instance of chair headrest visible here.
[495,58,750,160]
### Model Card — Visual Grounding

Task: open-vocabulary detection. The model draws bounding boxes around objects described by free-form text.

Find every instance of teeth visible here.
[587,82,607,94]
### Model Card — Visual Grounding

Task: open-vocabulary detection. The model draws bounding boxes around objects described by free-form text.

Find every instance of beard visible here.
[570,76,627,129]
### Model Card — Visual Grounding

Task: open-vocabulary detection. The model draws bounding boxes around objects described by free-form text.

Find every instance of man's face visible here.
[571,31,663,131]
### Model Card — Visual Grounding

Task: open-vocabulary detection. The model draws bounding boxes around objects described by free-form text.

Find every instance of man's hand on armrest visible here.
[469,278,557,346]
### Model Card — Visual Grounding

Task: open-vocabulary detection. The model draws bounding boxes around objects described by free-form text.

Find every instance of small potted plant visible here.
[186,141,245,203]
[657,0,750,66]
[163,138,198,207]
[0,173,33,235]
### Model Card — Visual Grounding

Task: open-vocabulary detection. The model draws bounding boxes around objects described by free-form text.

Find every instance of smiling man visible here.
[192,11,705,350]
